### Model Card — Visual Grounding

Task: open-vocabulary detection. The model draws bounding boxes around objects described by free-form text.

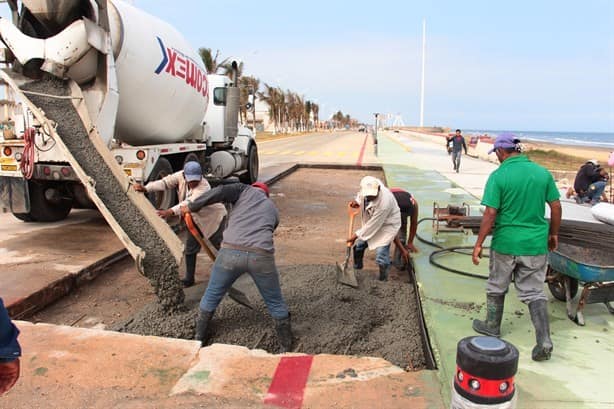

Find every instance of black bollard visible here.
[451,336,519,409]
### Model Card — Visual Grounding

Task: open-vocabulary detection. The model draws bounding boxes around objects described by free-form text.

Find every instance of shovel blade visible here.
[227,286,254,309]
[336,261,359,288]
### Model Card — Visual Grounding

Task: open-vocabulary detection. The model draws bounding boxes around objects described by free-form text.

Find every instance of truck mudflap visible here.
[0,176,29,213]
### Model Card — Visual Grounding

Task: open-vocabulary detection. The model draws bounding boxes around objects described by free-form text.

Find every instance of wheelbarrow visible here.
[546,242,614,326]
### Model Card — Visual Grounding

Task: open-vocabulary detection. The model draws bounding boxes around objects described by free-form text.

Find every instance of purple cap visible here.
[489,133,520,154]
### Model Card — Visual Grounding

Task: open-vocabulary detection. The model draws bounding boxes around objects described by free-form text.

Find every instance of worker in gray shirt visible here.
[181,182,293,352]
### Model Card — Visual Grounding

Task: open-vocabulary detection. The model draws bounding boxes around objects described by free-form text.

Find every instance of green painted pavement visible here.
[377,132,614,409]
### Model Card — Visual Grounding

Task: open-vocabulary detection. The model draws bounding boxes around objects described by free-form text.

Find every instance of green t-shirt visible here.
[481,154,560,255]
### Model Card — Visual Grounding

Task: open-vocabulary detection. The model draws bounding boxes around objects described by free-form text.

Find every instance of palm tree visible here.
[239,75,260,127]
[311,103,319,130]
[198,48,223,74]
[258,84,285,134]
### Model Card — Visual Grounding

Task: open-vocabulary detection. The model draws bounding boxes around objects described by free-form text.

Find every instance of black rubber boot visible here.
[182,253,197,287]
[472,294,505,337]
[353,247,364,270]
[194,309,214,345]
[378,264,390,281]
[529,299,553,361]
[275,315,293,353]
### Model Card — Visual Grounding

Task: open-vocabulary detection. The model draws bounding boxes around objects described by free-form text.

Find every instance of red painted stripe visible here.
[356,134,368,166]
[264,356,313,409]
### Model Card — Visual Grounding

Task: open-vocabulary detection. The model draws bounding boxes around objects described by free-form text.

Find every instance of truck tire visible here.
[183,153,200,166]
[13,212,35,222]
[146,157,176,210]
[239,143,259,184]
[13,181,72,222]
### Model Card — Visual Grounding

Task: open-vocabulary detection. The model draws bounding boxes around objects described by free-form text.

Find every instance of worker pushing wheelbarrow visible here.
[546,242,614,326]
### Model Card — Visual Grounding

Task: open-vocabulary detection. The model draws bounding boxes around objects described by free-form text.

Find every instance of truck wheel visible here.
[240,143,259,184]
[548,272,579,301]
[13,212,35,222]
[183,153,200,166]
[146,157,176,210]
[14,181,72,222]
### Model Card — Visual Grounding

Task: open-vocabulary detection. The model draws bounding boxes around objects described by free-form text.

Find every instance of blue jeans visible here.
[199,248,289,319]
[452,151,462,170]
[354,239,391,267]
[584,181,606,204]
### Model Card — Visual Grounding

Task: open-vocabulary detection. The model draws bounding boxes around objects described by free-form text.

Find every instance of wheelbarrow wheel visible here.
[548,274,579,301]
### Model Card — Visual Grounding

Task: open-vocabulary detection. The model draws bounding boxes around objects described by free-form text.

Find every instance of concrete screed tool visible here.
[183,212,254,309]
[336,203,360,288]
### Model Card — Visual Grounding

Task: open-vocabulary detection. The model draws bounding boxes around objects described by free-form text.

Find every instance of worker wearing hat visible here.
[348,176,405,281]
[472,133,561,361]
[572,159,607,205]
[133,161,227,287]
[182,182,293,352]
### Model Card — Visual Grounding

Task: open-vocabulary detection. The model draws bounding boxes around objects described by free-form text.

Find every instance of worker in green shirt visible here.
[472,133,562,362]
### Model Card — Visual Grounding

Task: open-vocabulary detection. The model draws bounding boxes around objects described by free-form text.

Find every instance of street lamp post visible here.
[373,112,380,156]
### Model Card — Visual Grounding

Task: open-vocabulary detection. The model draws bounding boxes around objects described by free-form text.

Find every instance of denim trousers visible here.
[199,248,289,319]
[354,239,391,267]
[452,151,462,169]
[583,181,607,204]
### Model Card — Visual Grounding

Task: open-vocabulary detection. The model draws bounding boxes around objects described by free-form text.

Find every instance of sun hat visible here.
[488,133,520,154]
[252,181,270,197]
[183,161,202,182]
[360,176,380,197]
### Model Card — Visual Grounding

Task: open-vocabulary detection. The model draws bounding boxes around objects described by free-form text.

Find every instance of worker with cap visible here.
[133,161,227,287]
[572,159,607,205]
[181,182,293,352]
[0,297,21,395]
[348,176,406,281]
[390,188,419,270]
[472,133,561,362]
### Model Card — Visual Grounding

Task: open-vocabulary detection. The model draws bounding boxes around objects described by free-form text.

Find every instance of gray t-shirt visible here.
[188,183,278,253]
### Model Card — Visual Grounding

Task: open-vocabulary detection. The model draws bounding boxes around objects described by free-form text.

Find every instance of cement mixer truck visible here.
[0,0,259,222]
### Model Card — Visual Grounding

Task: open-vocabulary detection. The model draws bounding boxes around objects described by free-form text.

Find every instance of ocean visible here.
[465,130,614,150]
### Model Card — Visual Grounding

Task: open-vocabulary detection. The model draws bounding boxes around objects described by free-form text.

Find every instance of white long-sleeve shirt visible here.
[146,170,226,239]
[355,179,401,250]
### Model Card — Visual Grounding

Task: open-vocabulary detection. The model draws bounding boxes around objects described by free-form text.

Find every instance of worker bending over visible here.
[348,176,407,281]
[134,161,226,287]
[390,188,419,270]
[182,182,293,352]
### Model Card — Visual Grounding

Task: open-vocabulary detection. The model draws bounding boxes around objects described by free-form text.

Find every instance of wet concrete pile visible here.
[117,264,427,370]
[21,78,184,309]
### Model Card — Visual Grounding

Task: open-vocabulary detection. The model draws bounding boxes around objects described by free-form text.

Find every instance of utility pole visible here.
[420,19,426,128]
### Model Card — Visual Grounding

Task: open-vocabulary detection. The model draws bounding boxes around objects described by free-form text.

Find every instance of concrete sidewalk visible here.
[0,210,126,318]
[3,321,443,408]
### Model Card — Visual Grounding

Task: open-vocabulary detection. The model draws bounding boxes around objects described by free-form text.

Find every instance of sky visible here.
[3,1,614,133]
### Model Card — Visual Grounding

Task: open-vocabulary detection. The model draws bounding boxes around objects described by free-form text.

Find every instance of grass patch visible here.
[525,149,586,171]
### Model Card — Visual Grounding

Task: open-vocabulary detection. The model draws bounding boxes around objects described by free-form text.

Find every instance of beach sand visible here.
[524,141,612,165]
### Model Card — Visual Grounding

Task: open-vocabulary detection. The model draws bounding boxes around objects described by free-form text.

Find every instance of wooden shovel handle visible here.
[184,212,217,261]
[346,202,360,246]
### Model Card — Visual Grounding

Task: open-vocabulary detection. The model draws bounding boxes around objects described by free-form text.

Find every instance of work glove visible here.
[0,358,20,395]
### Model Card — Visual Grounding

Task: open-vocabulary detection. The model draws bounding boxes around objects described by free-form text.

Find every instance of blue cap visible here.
[489,133,520,154]
[183,161,202,182]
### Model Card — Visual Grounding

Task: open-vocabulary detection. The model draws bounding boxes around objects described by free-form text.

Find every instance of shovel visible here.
[336,203,360,288]
[183,212,254,310]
